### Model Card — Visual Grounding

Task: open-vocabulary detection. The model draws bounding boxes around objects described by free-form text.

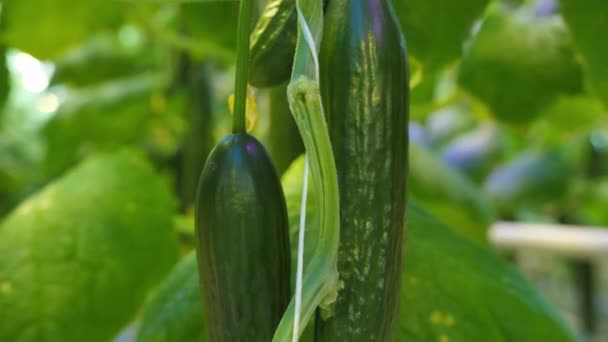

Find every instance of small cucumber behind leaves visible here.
[249,0,297,88]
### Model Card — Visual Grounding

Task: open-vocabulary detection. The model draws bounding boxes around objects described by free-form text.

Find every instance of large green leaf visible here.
[392,0,490,71]
[459,7,583,123]
[137,159,574,342]
[559,0,608,107]
[0,151,179,342]
[398,203,574,341]
[1,0,123,60]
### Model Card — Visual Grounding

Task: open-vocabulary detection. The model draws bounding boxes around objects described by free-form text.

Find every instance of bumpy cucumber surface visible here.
[318,0,410,340]
[195,133,291,341]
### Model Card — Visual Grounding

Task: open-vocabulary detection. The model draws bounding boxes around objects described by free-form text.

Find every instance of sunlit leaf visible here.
[459,7,583,123]
[0,151,179,342]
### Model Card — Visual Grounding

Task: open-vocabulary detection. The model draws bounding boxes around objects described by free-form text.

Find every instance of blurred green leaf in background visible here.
[459,5,583,123]
[2,0,123,60]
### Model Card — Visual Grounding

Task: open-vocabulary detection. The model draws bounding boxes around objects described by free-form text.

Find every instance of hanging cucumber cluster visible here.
[194,0,409,340]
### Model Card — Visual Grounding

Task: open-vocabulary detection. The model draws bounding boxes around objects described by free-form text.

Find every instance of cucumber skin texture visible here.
[249,0,296,88]
[318,1,409,341]
[194,133,291,341]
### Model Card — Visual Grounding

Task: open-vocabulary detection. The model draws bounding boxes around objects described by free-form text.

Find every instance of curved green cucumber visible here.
[249,0,329,88]
[249,0,297,88]
[318,0,409,340]
[194,133,291,341]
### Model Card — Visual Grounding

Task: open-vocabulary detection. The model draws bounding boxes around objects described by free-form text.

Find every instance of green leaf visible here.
[1,0,123,60]
[458,8,583,123]
[0,151,179,342]
[392,0,490,71]
[137,253,205,342]
[558,0,608,107]
[138,158,574,342]
[398,203,575,341]
[410,144,496,243]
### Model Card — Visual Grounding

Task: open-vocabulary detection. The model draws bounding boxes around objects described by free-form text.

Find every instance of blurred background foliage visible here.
[0,0,607,341]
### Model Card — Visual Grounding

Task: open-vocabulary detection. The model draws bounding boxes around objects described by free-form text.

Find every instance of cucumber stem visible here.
[273,77,340,342]
[232,0,253,133]
[272,1,341,340]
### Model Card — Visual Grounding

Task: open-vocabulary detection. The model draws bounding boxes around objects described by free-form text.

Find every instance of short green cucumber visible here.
[194,133,291,341]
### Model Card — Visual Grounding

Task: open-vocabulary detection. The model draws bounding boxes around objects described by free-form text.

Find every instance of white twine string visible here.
[293,155,310,341]
[296,6,320,82]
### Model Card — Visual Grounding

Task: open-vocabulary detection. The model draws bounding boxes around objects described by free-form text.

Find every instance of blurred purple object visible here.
[409,122,431,148]
[535,0,558,17]
[441,125,497,171]
[440,124,500,177]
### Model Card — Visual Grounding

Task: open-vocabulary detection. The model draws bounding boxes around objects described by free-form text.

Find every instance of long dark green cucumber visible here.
[317,0,409,340]
[195,133,291,341]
